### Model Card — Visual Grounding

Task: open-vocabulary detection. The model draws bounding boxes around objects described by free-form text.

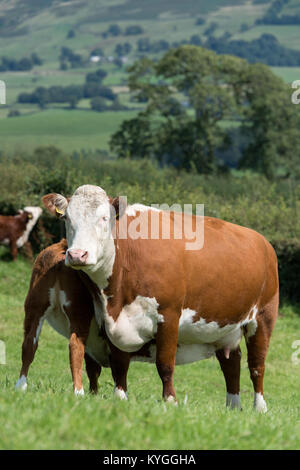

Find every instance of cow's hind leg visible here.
[245,294,278,413]
[15,304,48,391]
[216,346,242,410]
[84,353,102,394]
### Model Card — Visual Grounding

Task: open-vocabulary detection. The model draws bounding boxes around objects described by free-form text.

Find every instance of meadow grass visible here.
[0,252,299,450]
[0,108,137,153]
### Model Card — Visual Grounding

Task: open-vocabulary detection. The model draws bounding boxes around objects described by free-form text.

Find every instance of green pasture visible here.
[0,253,299,450]
[0,109,137,153]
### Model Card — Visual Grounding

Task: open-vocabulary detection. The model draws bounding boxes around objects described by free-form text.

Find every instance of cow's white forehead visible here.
[69,185,109,213]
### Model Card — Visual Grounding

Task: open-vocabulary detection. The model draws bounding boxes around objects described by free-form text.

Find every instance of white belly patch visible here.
[104,296,163,353]
[106,301,258,362]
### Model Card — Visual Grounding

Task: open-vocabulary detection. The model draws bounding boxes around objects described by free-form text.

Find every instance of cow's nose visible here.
[67,249,88,266]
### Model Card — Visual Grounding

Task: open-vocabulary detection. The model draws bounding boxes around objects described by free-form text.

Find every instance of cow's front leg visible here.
[109,343,130,400]
[156,309,180,403]
[69,332,85,396]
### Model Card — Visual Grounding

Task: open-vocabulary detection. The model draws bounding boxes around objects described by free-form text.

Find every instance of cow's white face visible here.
[43,185,116,283]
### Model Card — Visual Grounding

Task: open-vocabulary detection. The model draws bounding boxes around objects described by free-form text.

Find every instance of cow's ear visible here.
[42,193,69,218]
[109,196,127,220]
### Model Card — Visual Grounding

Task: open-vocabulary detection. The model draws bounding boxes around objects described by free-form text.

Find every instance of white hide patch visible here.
[33,314,47,345]
[16,206,42,248]
[178,308,243,351]
[114,387,128,400]
[125,204,160,217]
[15,375,27,391]
[226,393,242,410]
[116,304,260,364]
[254,392,267,413]
[244,306,258,342]
[45,287,71,339]
[104,296,163,353]
[74,387,84,396]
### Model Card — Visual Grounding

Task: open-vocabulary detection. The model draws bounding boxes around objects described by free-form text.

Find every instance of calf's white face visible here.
[43,185,116,280]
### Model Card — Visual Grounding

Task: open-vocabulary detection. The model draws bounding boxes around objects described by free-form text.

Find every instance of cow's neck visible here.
[82,238,116,289]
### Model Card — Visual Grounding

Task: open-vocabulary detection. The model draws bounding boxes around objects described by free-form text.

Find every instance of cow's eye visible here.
[102,216,109,222]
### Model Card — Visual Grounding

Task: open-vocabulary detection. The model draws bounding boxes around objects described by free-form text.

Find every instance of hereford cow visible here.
[41,185,279,412]
[0,206,42,260]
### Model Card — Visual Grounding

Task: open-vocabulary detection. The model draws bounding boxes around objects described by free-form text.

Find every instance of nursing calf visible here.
[41,186,279,411]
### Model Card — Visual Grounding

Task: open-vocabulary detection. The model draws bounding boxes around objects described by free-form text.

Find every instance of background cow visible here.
[0,206,42,261]
[42,185,279,412]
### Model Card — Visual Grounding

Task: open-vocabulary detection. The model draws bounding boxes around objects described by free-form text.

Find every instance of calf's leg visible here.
[15,306,47,391]
[69,332,86,395]
[84,353,102,394]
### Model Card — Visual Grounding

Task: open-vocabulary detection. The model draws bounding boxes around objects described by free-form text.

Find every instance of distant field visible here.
[271,67,300,84]
[0,109,137,154]
[0,255,299,450]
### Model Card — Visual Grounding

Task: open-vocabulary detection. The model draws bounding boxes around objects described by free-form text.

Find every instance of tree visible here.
[238,63,300,178]
[125,25,144,35]
[110,45,300,178]
[90,96,107,112]
[110,48,243,173]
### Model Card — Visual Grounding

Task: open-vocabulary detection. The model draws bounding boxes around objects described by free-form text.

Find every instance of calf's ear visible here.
[42,193,69,218]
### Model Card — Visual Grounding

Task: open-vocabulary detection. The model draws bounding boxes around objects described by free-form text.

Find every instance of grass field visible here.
[0,252,299,450]
[0,108,137,153]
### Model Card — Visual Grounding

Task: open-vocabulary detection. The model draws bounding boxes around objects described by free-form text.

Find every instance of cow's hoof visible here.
[226,393,242,410]
[254,393,268,413]
[114,387,128,400]
[165,395,178,405]
[15,375,27,391]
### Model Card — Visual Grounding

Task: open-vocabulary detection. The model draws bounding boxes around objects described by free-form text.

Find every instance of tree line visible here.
[0,53,42,72]
[17,69,117,109]
[256,0,300,25]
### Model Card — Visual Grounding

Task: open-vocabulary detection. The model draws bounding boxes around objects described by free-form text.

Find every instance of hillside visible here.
[1,0,300,155]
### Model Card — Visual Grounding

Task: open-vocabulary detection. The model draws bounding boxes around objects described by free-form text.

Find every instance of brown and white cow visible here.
[0,206,42,260]
[41,185,279,411]
[15,239,111,395]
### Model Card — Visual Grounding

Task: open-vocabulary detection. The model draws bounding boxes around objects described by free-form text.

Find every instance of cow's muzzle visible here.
[67,249,89,266]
